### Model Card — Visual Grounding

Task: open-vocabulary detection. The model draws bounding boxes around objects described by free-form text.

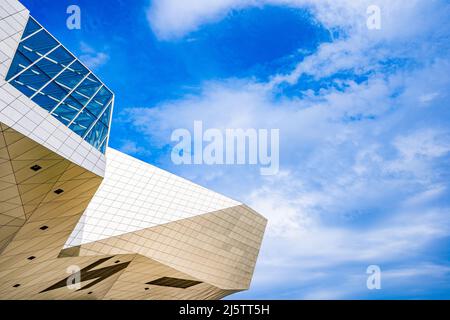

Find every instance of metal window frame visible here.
[20,27,43,42]
[7,44,61,83]
[7,15,115,154]
[67,84,103,127]
[82,96,114,139]
[29,57,77,99]
[50,71,92,114]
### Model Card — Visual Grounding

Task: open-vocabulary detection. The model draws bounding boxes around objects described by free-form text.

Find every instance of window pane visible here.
[85,100,104,118]
[46,46,74,67]
[14,67,50,92]
[100,102,112,125]
[52,100,82,125]
[22,16,41,38]
[69,108,96,136]
[34,56,65,79]
[69,61,89,77]
[10,79,35,96]
[54,66,84,90]
[92,87,112,106]
[5,16,112,154]
[21,30,58,61]
[38,81,70,104]
[75,76,102,98]
[5,51,33,81]
[30,93,57,112]
[85,120,108,149]
[99,139,107,153]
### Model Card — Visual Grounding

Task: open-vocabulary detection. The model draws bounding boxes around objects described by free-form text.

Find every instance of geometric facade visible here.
[0,0,266,300]
[6,16,113,154]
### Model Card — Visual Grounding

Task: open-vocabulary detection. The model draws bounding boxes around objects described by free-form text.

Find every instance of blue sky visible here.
[21,0,450,299]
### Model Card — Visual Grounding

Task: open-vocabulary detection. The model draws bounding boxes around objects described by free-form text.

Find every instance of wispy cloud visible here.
[118,139,151,157]
[146,0,370,40]
[79,41,110,70]
[129,0,450,299]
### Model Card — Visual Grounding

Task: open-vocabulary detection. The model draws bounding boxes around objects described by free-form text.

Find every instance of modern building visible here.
[0,0,266,299]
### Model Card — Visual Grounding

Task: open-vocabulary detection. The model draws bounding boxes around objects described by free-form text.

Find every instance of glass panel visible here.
[100,102,112,125]
[69,60,89,77]
[34,55,65,79]
[36,81,70,104]
[54,66,84,90]
[85,100,104,118]
[92,87,112,106]
[69,90,89,106]
[5,16,112,154]
[69,108,96,136]
[46,46,74,67]
[84,120,108,149]
[99,139,107,153]
[20,30,58,62]
[52,98,83,125]
[84,87,111,118]
[75,76,101,98]
[5,51,33,81]
[22,16,42,38]
[10,80,35,96]
[31,93,58,112]
[14,67,50,91]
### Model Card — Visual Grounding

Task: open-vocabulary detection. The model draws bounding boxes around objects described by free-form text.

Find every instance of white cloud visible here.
[382,264,450,280]
[394,129,450,160]
[119,139,151,156]
[131,0,450,298]
[79,41,110,70]
[146,0,371,40]
[419,92,440,104]
[147,0,449,42]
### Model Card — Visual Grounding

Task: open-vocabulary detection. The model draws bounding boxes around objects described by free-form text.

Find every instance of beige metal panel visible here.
[0,123,266,300]
[0,123,103,262]
[0,122,105,299]
[70,205,267,291]
[0,251,236,300]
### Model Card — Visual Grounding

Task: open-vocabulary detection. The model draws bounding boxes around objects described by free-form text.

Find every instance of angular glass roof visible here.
[6,16,114,154]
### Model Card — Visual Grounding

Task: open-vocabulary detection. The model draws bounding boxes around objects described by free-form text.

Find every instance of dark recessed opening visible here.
[114,260,120,264]
[27,256,36,260]
[13,284,20,288]
[88,291,93,295]
[30,164,42,171]
[40,225,48,230]
[146,277,202,289]
[54,189,64,195]
[144,287,149,291]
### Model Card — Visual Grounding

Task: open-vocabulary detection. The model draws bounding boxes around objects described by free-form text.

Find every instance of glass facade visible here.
[6,16,113,153]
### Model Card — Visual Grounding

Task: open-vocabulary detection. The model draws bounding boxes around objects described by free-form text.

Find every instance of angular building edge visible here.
[0,0,267,300]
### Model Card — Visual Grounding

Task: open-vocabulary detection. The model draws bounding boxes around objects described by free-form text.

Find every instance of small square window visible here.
[13,284,20,288]
[27,256,36,260]
[30,164,42,171]
[40,226,48,230]
[54,189,64,194]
